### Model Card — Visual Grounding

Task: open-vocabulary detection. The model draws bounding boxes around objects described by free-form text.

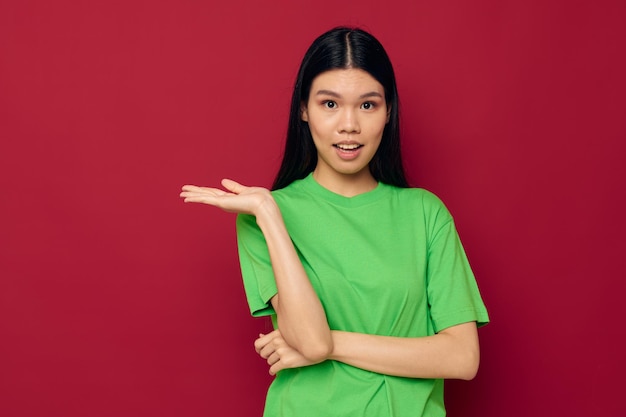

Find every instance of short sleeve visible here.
[236,214,277,317]
[423,197,490,333]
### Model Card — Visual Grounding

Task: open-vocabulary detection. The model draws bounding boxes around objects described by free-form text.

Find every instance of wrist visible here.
[254,195,282,229]
[328,330,342,362]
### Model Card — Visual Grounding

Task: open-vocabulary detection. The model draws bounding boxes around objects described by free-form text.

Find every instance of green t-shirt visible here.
[236,174,489,417]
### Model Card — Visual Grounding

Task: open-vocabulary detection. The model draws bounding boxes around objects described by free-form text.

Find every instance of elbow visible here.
[457,348,480,380]
[299,338,334,362]
[443,323,481,380]
[459,363,479,381]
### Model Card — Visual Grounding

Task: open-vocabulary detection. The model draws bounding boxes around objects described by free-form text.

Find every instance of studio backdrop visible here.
[1,1,625,416]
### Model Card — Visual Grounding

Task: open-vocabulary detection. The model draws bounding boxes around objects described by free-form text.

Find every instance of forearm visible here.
[329,322,479,380]
[255,201,332,361]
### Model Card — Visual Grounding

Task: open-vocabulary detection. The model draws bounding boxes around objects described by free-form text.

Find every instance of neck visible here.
[312,168,378,197]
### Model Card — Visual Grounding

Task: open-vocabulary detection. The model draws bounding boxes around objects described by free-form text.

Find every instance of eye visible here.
[361,102,375,110]
[323,100,337,109]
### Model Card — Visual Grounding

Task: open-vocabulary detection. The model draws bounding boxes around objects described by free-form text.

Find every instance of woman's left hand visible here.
[254,330,320,375]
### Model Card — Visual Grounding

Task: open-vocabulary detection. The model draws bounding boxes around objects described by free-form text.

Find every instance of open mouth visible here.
[333,143,363,151]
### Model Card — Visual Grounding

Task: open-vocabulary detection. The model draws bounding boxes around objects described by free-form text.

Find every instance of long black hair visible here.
[272,27,409,190]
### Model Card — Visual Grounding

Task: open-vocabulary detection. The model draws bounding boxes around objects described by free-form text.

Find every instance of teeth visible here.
[335,143,361,150]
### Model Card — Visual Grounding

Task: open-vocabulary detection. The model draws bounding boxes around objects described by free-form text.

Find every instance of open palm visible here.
[180,179,273,216]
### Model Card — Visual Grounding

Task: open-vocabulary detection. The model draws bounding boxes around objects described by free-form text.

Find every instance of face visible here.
[301,68,390,190]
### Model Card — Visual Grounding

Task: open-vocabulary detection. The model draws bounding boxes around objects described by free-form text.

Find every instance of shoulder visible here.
[390,186,449,211]
[392,186,439,201]
[387,186,454,229]
[270,177,314,207]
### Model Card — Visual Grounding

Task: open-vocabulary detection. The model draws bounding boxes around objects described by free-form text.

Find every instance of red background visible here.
[1,1,625,416]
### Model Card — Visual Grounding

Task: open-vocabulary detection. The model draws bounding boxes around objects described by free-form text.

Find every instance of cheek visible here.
[307,115,333,136]
[368,117,388,138]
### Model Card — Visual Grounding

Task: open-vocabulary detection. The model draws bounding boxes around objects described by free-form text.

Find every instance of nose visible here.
[338,108,360,134]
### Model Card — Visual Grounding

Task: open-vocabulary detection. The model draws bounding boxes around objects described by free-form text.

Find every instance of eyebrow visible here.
[314,90,384,99]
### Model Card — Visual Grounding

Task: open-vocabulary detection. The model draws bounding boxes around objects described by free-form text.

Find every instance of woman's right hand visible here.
[184,180,332,362]
[180,179,276,216]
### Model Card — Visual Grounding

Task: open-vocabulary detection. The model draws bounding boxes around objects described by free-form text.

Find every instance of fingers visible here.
[181,185,227,194]
[180,185,227,196]
[180,185,228,203]
[255,330,283,358]
[181,185,204,192]
[254,332,269,353]
[180,180,273,218]
[221,178,245,194]
[181,180,246,198]
[179,181,256,208]
[266,349,285,376]
[253,330,311,376]
[267,351,280,366]
[269,362,282,376]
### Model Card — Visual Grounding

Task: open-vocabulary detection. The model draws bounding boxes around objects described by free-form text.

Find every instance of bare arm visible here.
[254,199,333,360]
[181,180,332,361]
[256,322,479,380]
[329,321,479,380]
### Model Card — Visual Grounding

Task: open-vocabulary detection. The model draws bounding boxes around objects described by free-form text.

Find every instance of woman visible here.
[181,27,489,417]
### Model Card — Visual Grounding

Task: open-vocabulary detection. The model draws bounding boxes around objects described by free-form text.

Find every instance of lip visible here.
[333,142,363,160]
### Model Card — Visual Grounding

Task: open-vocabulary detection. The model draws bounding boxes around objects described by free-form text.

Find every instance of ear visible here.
[301,102,309,122]
[386,105,392,123]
